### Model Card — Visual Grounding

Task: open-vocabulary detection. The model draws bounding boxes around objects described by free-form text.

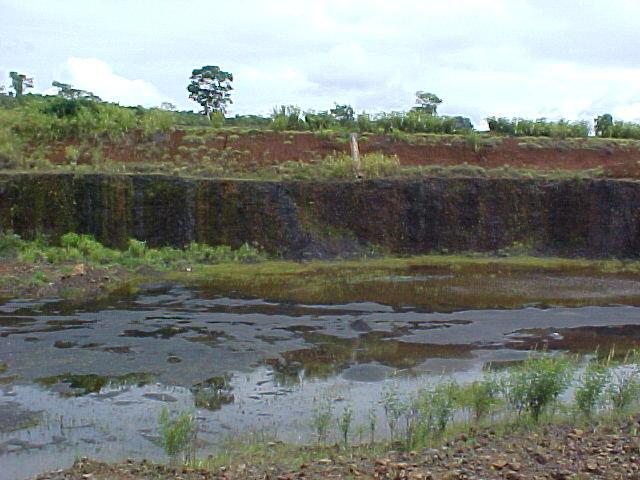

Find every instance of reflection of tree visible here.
[36,373,153,396]
[266,331,470,385]
[190,375,234,411]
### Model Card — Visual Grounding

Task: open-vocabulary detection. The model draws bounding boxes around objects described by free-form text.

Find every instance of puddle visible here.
[1,276,640,479]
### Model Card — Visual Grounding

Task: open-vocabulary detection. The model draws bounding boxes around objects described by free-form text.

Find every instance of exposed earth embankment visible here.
[0,173,639,259]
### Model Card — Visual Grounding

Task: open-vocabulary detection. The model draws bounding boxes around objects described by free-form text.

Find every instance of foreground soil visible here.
[0,261,130,300]
[32,417,640,479]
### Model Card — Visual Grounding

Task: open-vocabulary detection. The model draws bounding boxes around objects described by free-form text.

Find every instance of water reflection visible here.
[1,282,640,479]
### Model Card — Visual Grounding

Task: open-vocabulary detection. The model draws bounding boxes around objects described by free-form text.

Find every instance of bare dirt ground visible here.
[0,261,129,299]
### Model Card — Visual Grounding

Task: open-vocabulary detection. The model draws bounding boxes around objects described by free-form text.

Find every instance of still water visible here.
[1,278,640,479]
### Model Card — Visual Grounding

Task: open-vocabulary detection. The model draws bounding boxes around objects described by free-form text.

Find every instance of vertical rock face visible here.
[0,173,638,258]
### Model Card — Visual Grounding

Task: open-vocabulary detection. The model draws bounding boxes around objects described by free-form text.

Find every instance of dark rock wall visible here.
[0,173,638,258]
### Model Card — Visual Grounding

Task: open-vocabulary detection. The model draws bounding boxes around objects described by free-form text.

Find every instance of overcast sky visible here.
[1,0,640,127]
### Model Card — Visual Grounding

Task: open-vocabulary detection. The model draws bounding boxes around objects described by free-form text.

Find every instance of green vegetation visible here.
[486,117,591,138]
[158,408,197,464]
[2,86,640,179]
[0,232,265,270]
[0,93,177,171]
[163,351,640,472]
[9,71,33,97]
[3,232,640,308]
[5,148,613,181]
[36,372,153,396]
[487,114,640,140]
[574,353,611,417]
[500,354,575,421]
[187,65,233,118]
[311,396,334,444]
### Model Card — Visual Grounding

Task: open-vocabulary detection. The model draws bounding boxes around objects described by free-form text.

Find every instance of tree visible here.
[330,104,355,125]
[594,114,613,137]
[187,66,233,118]
[160,101,176,111]
[9,71,33,97]
[52,81,101,101]
[415,91,442,115]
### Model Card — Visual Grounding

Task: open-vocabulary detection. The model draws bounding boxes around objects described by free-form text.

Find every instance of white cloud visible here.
[3,1,640,125]
[58,57,170,107]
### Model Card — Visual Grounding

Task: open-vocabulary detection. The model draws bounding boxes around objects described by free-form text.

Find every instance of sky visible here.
[1,0,640,128]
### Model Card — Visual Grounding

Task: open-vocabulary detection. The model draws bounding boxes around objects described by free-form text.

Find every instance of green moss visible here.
[165,254,640,312]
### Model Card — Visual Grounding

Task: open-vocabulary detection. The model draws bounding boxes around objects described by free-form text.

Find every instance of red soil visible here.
[48,131,640,177]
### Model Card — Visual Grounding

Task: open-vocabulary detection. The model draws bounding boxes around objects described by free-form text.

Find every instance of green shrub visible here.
[402,381,460,449]
[382,385,403,442]
[337,404,353,448]
[126,239,147,258]
[361,153,400,177]
[607,353,640,412]
[311,396,333,444]
[271,105,305,131]
[486,117,590,138]
[458,378,500,423]
[501,354,575,421]
[574,356,611,417]
[0,232,24,258]
[158,408,197,464]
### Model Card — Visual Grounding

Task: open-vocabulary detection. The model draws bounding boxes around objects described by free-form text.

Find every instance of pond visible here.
[2,272,640,480]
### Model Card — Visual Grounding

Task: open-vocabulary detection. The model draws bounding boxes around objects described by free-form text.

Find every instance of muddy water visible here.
[1,278,640,479]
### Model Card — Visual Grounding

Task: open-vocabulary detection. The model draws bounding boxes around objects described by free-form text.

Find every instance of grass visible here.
[158,408,197,464]
[311,396,334,445]
[3,232,640,308]
[155,350,640,473]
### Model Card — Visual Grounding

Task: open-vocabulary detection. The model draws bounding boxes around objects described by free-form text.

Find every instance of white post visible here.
[350,132,362,179]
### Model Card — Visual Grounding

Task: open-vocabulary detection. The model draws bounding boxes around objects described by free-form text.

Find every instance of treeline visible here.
[0,93,177,143]
[267,105,473,134]
[3,93,640,146]
[487,115,640,139]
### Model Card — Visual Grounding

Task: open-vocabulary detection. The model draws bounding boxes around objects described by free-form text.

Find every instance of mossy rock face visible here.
[74,174,134,249]
[0,173,639,258]
[0,173,78,242]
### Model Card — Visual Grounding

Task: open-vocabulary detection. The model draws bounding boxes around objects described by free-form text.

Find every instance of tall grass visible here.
[574,354,611,417]
[158,408,197,464]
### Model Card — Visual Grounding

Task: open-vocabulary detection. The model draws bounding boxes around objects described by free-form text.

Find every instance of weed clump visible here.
[310,396,334,444]
[574,354,611,417]
[501,354,575,422]
[158,408,197,464]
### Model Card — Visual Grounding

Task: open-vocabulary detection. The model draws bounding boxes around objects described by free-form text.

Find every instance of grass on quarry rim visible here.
[166,253,640,282]
[0,157,623,182]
